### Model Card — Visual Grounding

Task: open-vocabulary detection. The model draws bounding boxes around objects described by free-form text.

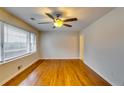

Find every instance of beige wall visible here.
[0,8,41,85]
[40,31,79,59]
[79,33,84,60]
[80,8,124,85]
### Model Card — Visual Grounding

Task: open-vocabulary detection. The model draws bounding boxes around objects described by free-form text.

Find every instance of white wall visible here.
[0,8,40,85]
[2,7,124,86]
[80,8,124,85]
[40,31,79,59]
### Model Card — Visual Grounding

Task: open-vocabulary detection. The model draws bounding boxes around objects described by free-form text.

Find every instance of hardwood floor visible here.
[4,59,111,86]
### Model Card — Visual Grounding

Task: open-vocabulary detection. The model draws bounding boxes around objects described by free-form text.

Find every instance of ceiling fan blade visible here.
[38,22,52,24]
[63,24,72,27]
[45,13,54,20]
[64,18,78,22]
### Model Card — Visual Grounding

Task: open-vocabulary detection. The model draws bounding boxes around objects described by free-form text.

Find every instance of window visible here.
[0,22,36,63]
[30,33,36,52]
[4,24,29,60]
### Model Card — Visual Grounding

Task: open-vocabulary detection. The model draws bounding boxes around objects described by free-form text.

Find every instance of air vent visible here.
[30,17,35,20]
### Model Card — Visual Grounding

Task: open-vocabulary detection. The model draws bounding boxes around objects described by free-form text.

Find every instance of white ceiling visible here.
[4,7,114,32]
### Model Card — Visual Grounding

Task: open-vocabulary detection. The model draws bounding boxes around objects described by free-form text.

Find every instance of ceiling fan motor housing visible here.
[56,14,62,18]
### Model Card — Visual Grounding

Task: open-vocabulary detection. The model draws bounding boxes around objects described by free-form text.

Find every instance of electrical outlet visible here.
[18,65,23,70]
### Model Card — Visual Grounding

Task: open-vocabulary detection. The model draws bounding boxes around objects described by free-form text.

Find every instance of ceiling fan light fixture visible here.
[54,19,63,27]
[39,13,78,28]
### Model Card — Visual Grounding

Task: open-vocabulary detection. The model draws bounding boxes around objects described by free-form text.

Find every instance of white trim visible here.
[0,22,2,62]
[1,22,4,62]
[0,52,36,65]
[40,58,80,59]
[0,59,39,86]
[80,59,114,86]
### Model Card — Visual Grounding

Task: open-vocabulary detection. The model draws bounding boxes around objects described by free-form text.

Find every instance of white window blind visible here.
[30,33,36,52]
[4,24,30,60]
[0,22,36,62]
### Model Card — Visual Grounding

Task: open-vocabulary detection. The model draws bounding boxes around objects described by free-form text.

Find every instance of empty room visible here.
[0,7,124,86]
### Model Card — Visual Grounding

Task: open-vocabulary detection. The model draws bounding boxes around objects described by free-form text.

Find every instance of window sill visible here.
[0,51,36,65]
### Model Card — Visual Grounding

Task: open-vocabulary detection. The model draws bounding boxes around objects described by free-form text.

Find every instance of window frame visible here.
[0,22,2,62]
[0,22,4,63]
[0,21,37,63]
[30,32,37,52]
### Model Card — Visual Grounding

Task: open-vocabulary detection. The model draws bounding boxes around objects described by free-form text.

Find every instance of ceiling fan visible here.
[38,13,78,28]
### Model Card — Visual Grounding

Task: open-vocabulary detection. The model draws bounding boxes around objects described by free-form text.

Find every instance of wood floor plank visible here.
[3,59,111,86]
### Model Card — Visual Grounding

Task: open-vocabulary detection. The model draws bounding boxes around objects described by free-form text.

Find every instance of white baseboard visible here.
[40,58,80,59]
[0,59,39,86]
[80,59,114,86]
